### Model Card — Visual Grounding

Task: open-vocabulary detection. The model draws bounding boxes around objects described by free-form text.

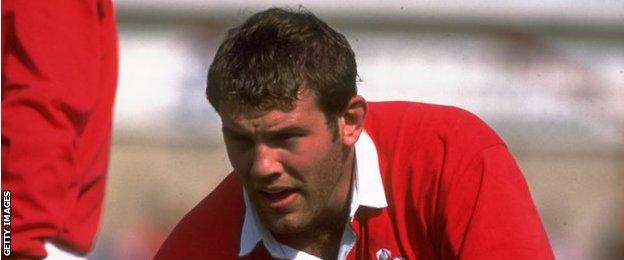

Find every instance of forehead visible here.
[219,92,324,132]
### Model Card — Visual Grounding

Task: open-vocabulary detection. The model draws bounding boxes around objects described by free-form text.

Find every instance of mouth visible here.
[257,187,299,211]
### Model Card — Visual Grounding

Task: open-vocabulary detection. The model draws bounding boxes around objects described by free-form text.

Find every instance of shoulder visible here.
[365,101,504,157]
[155,173,245,259]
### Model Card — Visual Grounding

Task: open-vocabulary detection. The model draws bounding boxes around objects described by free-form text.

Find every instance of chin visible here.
[263,212,312,235]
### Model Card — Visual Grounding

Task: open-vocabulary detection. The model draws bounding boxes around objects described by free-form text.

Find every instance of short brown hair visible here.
[206,7,358,121]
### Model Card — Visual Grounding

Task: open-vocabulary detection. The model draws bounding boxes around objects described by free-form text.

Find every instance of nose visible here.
[249,143,283,181]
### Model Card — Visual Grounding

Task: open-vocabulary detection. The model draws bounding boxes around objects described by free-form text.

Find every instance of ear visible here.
[339,95,367,146]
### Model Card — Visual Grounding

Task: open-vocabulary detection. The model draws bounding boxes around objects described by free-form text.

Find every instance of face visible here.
[219,92,353,235]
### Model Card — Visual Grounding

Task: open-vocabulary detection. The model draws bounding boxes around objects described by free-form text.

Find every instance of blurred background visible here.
[88,1,623,259]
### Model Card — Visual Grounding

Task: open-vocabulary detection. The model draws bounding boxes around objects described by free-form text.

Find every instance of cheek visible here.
[285,141,331,175]
[293,142,343,187]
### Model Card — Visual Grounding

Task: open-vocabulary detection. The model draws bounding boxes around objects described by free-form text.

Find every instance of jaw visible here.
[269,202,348,260]
[257,202,316,235]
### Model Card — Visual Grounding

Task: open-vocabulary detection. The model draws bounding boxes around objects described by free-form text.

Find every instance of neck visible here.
[274,147,356,259]
[273,216,347,259]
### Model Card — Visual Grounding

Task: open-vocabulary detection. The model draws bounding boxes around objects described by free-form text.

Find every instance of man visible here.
[2,0,118,259]
[156,8,554,260]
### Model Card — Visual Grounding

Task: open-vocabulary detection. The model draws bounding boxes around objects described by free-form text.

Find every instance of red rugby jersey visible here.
[155,101,554,259]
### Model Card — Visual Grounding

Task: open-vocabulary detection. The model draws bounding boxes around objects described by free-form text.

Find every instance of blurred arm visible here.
[1,0,111,257]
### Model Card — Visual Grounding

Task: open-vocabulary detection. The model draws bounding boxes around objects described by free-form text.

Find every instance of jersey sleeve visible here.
[1,1,115,257]
[437,144,555,259]
[155,173,246,259]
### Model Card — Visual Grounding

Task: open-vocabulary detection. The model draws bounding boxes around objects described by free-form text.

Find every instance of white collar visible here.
[238,131,387,258]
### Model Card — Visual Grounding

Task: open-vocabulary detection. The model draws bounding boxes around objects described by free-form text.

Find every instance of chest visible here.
[346,208,436,260]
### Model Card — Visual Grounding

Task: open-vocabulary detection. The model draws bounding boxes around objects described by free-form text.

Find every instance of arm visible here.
[2,0,115,257]
[437,145,554,259]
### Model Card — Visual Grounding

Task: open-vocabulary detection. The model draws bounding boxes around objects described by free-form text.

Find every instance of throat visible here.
[273,187,353,259]
[273,221,347,259]
[272,149,356,258]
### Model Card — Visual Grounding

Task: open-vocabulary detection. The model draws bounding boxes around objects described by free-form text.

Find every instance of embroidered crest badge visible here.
[375,248,392,260]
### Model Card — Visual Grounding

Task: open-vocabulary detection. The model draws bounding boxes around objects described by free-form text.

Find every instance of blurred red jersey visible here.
[2,0,118,258]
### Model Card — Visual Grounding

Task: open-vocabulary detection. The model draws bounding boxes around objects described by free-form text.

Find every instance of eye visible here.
[226,134,253,146]
[234,135,252,143]
[276,133,297,140]
[272,133,304,147]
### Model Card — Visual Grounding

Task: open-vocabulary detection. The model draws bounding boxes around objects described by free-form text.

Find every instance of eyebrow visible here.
[221,125,310,138]
[221,125,246,136]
